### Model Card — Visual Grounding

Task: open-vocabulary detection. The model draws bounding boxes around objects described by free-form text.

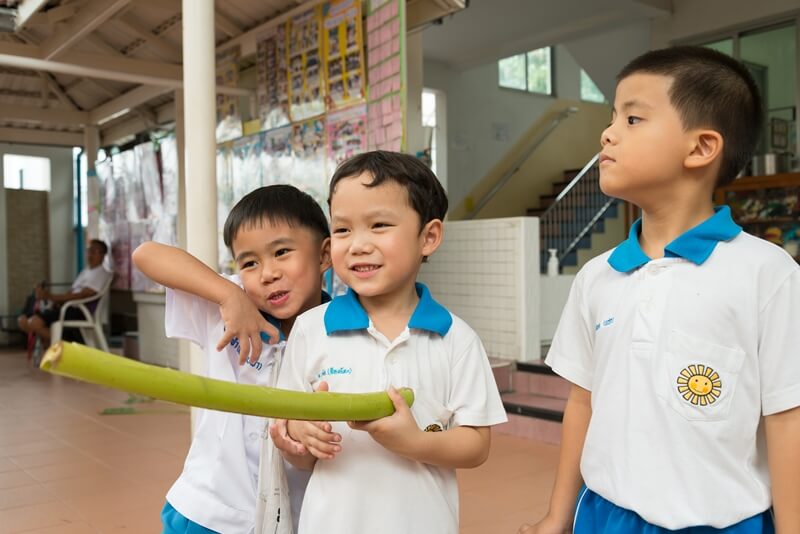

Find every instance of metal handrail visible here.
[464,106,579,219]
[539,153,599,220]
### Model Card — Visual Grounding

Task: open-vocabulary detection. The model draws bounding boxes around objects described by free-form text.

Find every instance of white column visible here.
[182,0,218,432]
[84,125,100,239]
[174,89,187,249]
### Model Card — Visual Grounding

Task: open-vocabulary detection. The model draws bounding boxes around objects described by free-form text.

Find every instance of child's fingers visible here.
[249,333,263,365]
[215,330,235,353]
[237,336,250,366]
[306,437,341,459]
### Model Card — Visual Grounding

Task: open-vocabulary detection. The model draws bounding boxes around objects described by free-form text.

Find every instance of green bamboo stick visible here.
[40,342,413,421]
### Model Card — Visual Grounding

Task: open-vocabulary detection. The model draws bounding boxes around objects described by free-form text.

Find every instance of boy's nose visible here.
[260,263,281,283]
[349,234,373,255]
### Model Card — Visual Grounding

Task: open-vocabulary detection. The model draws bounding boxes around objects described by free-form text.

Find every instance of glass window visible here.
[498,54,527,91]
[3,155,51,191]
[580,70,605,103]
[527,48,552,95]
[498,47,553,95]
[703,39,733,56]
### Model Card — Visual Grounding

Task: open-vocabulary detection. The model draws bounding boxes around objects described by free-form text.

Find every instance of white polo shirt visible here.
[547,207,800,529]
[164,274,313,534]
[70,264,112,293]
[277,283,507,534]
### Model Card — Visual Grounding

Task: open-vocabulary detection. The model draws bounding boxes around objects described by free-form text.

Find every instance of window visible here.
[498,47,552,95]
[422,90,438,176]
[580,70,606,103]
[3,155,51,191]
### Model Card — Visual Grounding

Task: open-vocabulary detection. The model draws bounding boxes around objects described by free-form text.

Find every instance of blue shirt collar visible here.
[608,206,741,273]
[324,283,452,336]
[260,291,331,342]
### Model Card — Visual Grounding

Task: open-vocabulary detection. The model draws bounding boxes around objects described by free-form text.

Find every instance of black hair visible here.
[328,150,448,226]
[223,185,330,253]
[617,46,762,186]
[89,239,108,256]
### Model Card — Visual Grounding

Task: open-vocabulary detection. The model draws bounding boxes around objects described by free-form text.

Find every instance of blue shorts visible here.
[573,487,774,534]
[161,502,219,534]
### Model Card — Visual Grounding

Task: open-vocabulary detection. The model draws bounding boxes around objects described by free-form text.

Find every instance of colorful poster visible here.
[326,104,366,171]
[262,126,294,185]
[288,6,325,121]
[366,0,405,152]
[216,47,243,143]
[291,118,328,208]
[256,23,291,131]
[323,0,365,110]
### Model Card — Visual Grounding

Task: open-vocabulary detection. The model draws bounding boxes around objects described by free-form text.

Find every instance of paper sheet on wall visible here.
[256,23,291,131]
[216,47,244,143]
[262,126,294,185]
[289,6,326,121]
[326,104,367,172]
[323,0,365,111]
[366,0,405,152]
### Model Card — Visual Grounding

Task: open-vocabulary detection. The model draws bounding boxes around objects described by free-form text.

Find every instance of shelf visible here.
[738,217,799,224]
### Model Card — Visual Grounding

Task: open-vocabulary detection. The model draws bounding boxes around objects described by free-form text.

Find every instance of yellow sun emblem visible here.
[677,364,722,406]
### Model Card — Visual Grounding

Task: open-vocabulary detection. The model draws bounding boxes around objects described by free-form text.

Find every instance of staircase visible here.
[528,156,619,271]
[491,350,570,445]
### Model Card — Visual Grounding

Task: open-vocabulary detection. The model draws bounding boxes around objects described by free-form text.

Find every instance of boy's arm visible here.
[132,241,278,362]
[348,387,490,469]
[518,385,591,533]
[765,406,800,533]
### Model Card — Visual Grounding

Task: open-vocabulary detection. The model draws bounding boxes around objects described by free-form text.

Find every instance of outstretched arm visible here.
[766,405,800,533]
[132,241,278,363]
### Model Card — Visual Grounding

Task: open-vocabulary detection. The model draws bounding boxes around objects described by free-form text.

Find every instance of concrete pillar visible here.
[84,126,100,239]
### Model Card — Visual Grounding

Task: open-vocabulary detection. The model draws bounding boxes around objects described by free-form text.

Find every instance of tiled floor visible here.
[0,346,558,533]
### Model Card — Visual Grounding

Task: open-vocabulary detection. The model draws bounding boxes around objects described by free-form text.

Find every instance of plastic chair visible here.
[51,275,113,353]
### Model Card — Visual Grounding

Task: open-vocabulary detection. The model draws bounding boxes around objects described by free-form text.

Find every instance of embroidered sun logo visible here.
[677,364,722,406]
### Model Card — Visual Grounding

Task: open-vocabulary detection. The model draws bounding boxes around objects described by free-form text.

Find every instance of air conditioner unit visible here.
[407,0,467,33]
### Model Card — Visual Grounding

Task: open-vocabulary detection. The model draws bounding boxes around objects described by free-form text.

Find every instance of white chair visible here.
[51,275,113,352]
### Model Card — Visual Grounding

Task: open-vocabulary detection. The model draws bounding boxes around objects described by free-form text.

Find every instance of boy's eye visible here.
[275,248,291,257]
[241,260,257,269]
[627,116,642,125]
[333,227,349,234]
[373,222,391,229]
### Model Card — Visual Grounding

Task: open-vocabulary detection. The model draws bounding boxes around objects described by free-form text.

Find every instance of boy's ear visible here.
[685,129,723,172]
[319,237,332,273]
[420,219,444,258]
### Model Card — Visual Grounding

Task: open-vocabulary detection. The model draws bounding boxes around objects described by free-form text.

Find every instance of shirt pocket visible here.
[658,330,746,422]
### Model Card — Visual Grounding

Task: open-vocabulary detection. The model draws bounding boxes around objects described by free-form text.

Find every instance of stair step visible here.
[512,370,570,399]
[489,357,514,393]
[496,413,563,444]
[502,392,566,421]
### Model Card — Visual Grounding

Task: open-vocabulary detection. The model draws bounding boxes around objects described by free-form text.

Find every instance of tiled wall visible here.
[419,217,540,362]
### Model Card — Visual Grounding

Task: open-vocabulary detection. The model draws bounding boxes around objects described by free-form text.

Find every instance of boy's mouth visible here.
[267,290,290,305]
[351,264,381,277]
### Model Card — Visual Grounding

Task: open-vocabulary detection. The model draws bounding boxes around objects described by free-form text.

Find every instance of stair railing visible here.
[539,153,617,271]
[464,106,579,220]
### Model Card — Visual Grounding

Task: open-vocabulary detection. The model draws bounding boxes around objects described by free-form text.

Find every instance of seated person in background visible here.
[17,239,112,343]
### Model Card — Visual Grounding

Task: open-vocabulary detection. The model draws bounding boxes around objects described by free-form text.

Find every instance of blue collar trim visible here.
[608,206,741,273]
[324,283,452,336]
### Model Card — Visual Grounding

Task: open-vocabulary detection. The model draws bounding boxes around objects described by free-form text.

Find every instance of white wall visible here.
[0,144,75,319]
[424,45,585,208]
[563,21,652,100]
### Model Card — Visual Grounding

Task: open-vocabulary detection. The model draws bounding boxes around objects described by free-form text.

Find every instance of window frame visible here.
[498,46,554,97]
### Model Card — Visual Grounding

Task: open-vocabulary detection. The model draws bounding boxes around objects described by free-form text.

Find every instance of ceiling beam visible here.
[116,13,181,62]
[0,103,89,126]
[39,72,80,110]
[89,85,171,124]
[215,10,244,38]
[14,0,49,31]
[41,0,132,60]
[0,127,83,147]
[0,42,251,96]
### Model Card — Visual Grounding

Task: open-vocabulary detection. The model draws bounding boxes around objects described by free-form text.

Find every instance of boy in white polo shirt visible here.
[271,151,507,534]
[519,47,800,534]
[133,185,332,534]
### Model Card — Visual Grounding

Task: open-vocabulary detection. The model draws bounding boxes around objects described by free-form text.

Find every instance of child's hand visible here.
[517,516,570,534]
[269,419,306,456]
[215,285,280,365]
[348,387,421,456]
[286,381,342,460]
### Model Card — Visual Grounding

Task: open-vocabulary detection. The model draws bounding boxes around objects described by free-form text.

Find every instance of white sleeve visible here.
[448,334,508,427]
[276,317,313,393]
[165,288,212,349]
[544,269,595,391]
[758,269,800,415]
[83,268,112,293]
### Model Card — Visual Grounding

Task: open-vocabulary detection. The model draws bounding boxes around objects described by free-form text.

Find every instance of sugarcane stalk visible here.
[40,342,413,421]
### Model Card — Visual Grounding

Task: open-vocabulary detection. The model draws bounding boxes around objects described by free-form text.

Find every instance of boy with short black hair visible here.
[133,184,332,534]
[519,46,800,534]
[273,151,507,534]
